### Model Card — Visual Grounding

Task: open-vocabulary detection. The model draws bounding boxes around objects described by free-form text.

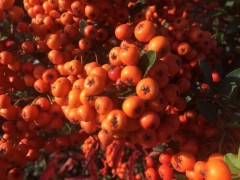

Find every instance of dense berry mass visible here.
[0,0,238,179]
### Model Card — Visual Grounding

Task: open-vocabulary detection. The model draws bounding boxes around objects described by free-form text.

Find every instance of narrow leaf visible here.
[137,50,157,77]
[199,60,214,89]
[196,99,217,122]
[204,8,224,20]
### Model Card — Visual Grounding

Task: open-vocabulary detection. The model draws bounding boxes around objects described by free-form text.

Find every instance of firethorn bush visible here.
[0,0,240,179]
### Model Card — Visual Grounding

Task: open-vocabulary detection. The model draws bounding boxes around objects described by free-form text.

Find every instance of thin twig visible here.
[218,133,227,153]
[47,94,54,104]
[94,51,98,64]
[66,123,72,133]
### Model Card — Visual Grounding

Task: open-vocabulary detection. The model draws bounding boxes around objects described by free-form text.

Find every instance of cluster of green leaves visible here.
[196,59,240,175]
[197,60,240,123]
[191,0,240,126]
[189,0,240,72]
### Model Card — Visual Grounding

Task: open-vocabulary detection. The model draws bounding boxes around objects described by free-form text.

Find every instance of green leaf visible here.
[79,19,88,34]
[0,20,11,41]
[226,68,240,78]
[225,0,235,7]
[199,60,214,89]
[0,34,8,41]
[174,173,188,180]
[218,68,240,91]
[163,22,170,28]
[224,153,240,174]
[230,86,240,98]
[196,99,218,122]
[204,8,224,20]
[238,148,240,164]
[224,85,240,109]
[219,81,237,97]
[137,50,157,77]
[226,17,240,34]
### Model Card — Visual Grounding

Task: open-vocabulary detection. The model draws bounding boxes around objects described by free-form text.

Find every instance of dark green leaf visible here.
[226,68,240,79]
[0,34,8,41]
[137,50,157,77]
[218,68,240,91]
[224,153,240,174]
[199,60,214,89]
[204,8,224,20]
[79,19,88,34]
[174,173,188,180]
[0,21,11,41]
[230,86,240,99]
[219,81,237,97]
[226,17,240,34]
[196,99,218,122]
[229,86,240,107]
